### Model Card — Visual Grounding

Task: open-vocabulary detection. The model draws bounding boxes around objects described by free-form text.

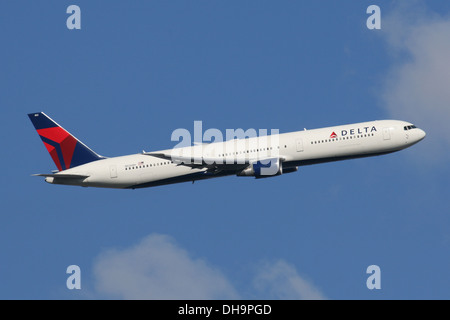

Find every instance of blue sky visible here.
[1,0,450,299]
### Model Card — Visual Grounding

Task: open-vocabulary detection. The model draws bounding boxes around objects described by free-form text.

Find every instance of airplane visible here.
[28,112,426,189]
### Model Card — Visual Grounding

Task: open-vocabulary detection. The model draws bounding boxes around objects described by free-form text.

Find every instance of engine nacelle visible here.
[237,158,283,177]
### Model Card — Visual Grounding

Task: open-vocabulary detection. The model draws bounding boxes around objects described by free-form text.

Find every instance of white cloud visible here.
[381,3,450,160]
[253,260,326,300]
[93,234,238,299]
[91,233,325,300]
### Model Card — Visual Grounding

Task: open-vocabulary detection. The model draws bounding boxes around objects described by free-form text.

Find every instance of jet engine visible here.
[237,158,298,178]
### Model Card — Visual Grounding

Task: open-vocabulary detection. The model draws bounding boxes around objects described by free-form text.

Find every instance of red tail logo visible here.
[28,112,103,171]
[37,127,77,171]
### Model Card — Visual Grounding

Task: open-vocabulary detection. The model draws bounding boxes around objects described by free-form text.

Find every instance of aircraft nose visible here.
[418,128,426,141]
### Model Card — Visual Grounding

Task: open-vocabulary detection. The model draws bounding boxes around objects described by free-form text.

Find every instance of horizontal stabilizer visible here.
[32,173,89,179]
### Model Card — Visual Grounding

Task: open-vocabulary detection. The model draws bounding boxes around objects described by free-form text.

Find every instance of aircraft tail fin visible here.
[28,112,104,171]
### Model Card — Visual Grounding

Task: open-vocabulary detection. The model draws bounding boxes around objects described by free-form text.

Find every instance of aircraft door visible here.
[383,128,391,140]
[110,165,118,178]
[296,139,304,152]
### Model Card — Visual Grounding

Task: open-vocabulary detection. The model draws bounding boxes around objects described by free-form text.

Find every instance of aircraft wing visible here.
[143,152,251,173]
[143,152,286,177]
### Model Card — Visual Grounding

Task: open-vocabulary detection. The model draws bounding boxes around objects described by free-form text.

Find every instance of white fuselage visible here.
[44,120,426,189]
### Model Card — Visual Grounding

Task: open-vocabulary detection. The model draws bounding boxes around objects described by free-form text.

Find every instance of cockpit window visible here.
[404,125,417,131]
